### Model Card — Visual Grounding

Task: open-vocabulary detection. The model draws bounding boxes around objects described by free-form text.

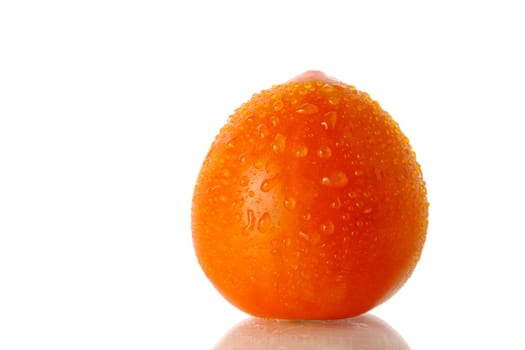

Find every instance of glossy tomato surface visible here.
[192,71,428,320]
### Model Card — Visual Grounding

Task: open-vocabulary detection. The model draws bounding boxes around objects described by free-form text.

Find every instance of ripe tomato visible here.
[192,71,428,320]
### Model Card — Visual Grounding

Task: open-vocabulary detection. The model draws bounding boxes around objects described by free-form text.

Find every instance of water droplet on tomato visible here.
[320,83,336,93]
[321,221,335,234]
[328,95,340,105]
[296,103,319,115]
[299,231,320,245]
[316,145,332,159]
[272,133,286,153]
[260,177,278,192]
[321,171,348,188]
[270,115,279,127]
[322,111,338,130]
[239,176,249,187]
[239,153,248,165]
[258,212,272,232]
[245,209,256,232]
[257,123,270,139]
[273,100,284,111]
[293,144,308,158]
[330,197,342,209]
[284,197,297,210]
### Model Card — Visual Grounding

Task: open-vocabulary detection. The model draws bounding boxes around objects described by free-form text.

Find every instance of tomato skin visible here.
[192,71,428,320]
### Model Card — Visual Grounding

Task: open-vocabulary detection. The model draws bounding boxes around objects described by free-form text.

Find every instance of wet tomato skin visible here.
[192,71,428,320]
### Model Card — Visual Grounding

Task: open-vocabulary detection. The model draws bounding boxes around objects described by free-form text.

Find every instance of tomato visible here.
[192,71,428,320]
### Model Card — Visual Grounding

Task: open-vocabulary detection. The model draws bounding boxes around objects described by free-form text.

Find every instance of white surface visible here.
[1,1,524,349]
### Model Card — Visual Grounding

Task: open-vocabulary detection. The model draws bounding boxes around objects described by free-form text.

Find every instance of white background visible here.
[1,1,524,349]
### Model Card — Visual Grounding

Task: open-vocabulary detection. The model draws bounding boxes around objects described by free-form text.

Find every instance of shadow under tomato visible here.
[213,313,410,350]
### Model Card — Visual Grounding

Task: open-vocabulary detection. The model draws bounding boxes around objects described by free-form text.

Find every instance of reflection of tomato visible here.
[192,71,428,320]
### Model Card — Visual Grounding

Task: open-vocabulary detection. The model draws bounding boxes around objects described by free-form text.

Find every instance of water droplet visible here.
[265,162,279,177]
[328,95,340,105]
[356,219,364,227]
[316,146,332,159]
[321,221,335,234]
[239,153,248,165]
[222,169,231,178]
[302,212,312,221]
[248,190,255,197]
[260,176,278,192]
[354,170,363,176]
[324,111,338,129]
[272,133,286,153]
[320,84,336,93]
[284,238,292,247]
[257,123,270,139]
[296,103,319,115]
[245,209,256,232]
[273,100,284,111]
[270,116,279,127]
[254,159,264,169]
[291,264,298,270]
[330,197,342,209]
[258,212,272,232]
[219,194,227,202]
[363,208,373,214]
[226,139,236,149]
[321,171,348,188]
[271,248,278,255]
[239,176,249,187]
[249,275,256,283]
[284,197,297,210]
[293,144,308,158]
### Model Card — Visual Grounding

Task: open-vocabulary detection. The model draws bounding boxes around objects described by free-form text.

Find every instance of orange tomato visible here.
[192,71,428,320]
